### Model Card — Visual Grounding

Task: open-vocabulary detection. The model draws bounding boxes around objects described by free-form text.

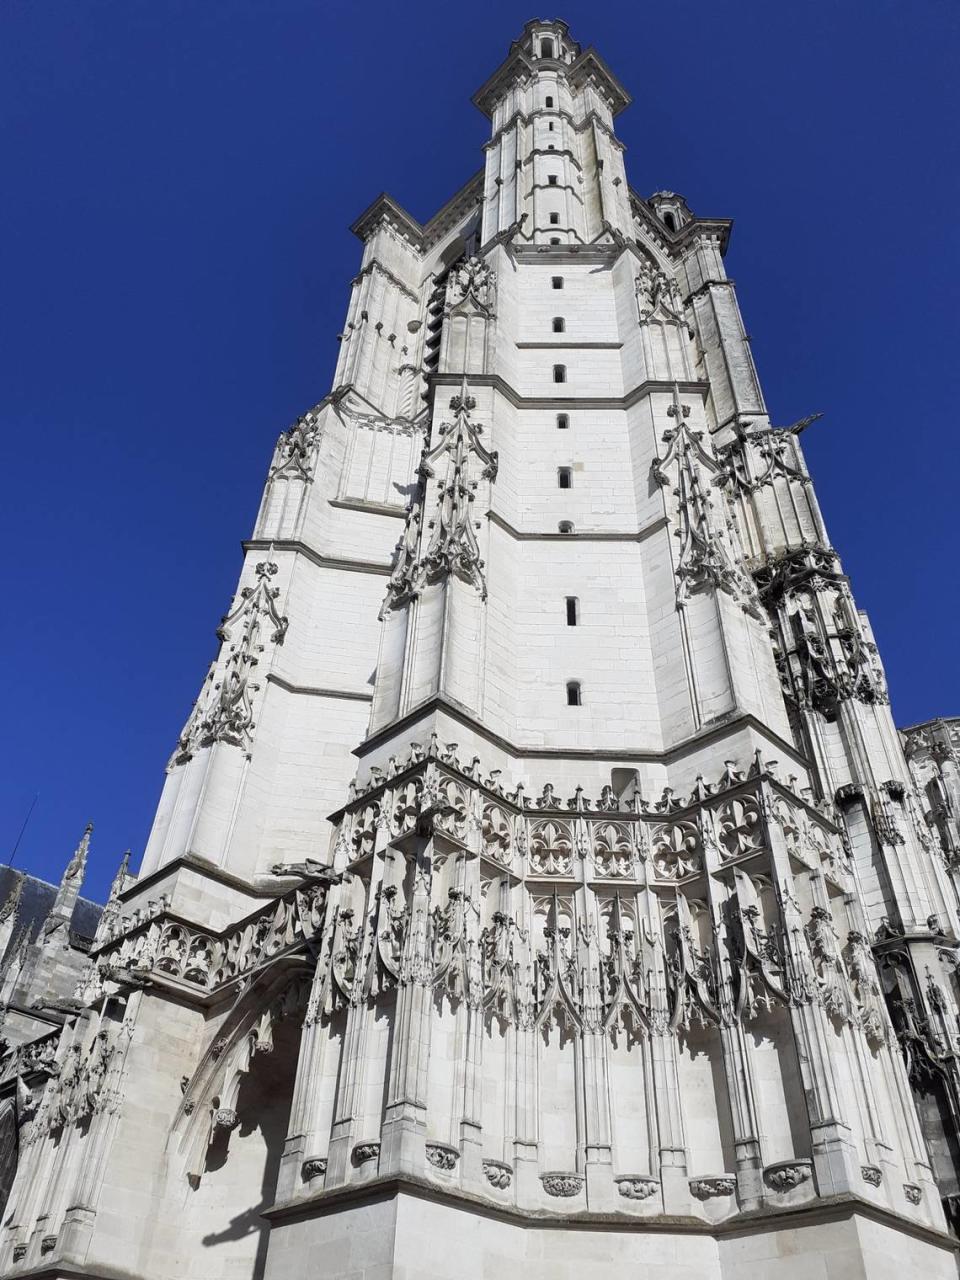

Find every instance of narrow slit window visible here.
[548,174,558,186]
[556,413,569,429]
[551,276,564,289]
[566,680,582,706]
[565,597,578,626]
[549,212,559,224]
[558,467,572,489]
[552,317,565,332]
[548,121,554,132]
[558,520,574,533]
[553,364,566,383]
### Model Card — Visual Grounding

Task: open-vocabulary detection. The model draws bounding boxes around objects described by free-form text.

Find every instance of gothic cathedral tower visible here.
[4,20,960,1280]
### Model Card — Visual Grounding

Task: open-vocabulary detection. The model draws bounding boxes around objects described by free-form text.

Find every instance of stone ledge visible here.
[354,691,810,773]
[261,1174,958,1254]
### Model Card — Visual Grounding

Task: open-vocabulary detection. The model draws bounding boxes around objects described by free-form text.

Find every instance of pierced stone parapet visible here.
[763,1159,812,1192]
[615,1175,659,1200]
[541,1171,584,1197]
[483,1159,512,1189]
[88,878,332,998]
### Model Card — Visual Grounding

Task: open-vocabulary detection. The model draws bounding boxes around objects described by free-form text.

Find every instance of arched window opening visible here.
[545,95,554,108]
[566,680,582,706]
[558,467,572,489]
[540,39,555,58]
[553,364,566,383]
[663,211,677,232]
[565,597,579,626]
[556,413,569,429]
[550,237,560,245]
[558,520,574,533]
[552,276,564,289]
[552,317,565,332]
[549,212,559,224]
[548,174,558,186]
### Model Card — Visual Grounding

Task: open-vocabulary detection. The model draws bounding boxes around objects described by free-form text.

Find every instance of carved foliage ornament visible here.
[616,1175,659,1200]
[446,256,496,313]
[483,1159,512,1189]
[541,1171,584,1197]
[380,390,498,616]
[176,561,288,761]
[269,408,322,482]
[653,388,760,616]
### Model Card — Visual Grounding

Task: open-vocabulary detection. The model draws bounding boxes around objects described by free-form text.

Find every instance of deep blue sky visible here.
[1,1,958,901]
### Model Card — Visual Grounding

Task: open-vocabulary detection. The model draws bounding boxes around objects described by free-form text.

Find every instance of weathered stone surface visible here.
[1,17,959,1280]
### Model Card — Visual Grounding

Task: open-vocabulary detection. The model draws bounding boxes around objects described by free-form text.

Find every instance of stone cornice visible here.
[328,496,408,519]
[488,510,669,545]
[262,1178,956,1256]
[428,370,709,412]
[242,538,391,576]
[484,106,626,155]
[353,690,810,773]
[515,340,622,350]
[350,171,484,252]
[266,673,373,703]
[472,44,630,120]
[350,258,419,304]
[118,852,279,907]
[511,242,616,263]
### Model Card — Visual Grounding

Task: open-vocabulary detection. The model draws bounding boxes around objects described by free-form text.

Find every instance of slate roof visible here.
[0,864,103,963]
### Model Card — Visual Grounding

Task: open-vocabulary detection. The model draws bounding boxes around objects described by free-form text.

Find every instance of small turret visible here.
[94,849,131,947]
[42,823,92,943]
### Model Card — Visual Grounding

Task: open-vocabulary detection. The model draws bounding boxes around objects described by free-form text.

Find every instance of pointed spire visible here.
[108,850,130,901]
[94,850,131,947]
[43,823,92,941]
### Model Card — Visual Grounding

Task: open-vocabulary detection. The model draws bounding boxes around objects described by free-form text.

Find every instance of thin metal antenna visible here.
[9,793,39,869]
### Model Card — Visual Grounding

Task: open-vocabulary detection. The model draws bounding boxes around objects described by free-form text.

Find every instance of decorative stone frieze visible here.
[425,1142,460,1171]
[615,1175,659,1200]
[763,1160,812,1192]
[301,1157,327,1181]
[352,1142,380,1165]
[689,1176,737,1199]
[541,1172,584,1198]
[483,1160,512,1189]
